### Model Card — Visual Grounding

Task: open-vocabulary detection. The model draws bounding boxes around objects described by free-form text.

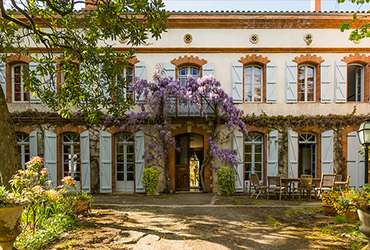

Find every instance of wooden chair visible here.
[335,174,342,182]
[250,173,267,199]
[315,174,336,199]
[299,175,313,201]
[267,176,287,200]
[335,175,351,189]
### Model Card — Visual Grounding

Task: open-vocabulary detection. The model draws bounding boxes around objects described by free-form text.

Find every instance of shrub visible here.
[142,167,159,195]
[216,166,235,196]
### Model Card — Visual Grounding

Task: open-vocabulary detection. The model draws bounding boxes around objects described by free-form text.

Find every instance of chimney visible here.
[311,0,321,12]
[83,0,98,10]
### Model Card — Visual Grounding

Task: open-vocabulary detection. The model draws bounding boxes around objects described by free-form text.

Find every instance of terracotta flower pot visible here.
[72,200,90,215]
[322,204,336,216]
[0,203,25,250]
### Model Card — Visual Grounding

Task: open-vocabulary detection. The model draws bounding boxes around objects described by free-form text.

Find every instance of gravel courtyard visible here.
[48,193,365,250]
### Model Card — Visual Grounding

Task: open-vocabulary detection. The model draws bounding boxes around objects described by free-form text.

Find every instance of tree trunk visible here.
[0,88,21,188]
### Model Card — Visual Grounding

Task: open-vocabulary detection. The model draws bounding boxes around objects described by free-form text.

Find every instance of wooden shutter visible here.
[29,62,42,103]
[135,130,145,193]
[231,61,243,103]
[321,130,334,174]
[335,60,347,103]
[232,130,244,192]
[266,61,277,103]
[286,61,298,103]
[162,62,176,79]
[44,130,57,189]
[202,62,215,77]
[99,64,110,99]
[80,130,91,193]
[29,130,38,159]
[347,131,364,189]
[99,131,112,193]
[135,62,146,103]
[288,130,298,178]
[320,61,332,103]
[0,61,6,99]
[267,130,279,176]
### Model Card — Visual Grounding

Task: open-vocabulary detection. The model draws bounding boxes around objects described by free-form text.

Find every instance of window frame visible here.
[12,63,30,102]
[298,64,316,102]
[298,133,317,177]
[244,65,263,103]
[118,66,134,101]
[115,132,135,184]
[62,132,81,182]
[347,64,364,102]
[244,132,264,182]
[16,132,30,169]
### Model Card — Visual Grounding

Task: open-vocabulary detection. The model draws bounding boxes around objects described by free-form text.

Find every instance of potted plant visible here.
[334,189,358,224]
[0,186,26,250]
[62,176,93,215]
[142,167,159,196]
[349,184,370,238]
[321,190,340,216]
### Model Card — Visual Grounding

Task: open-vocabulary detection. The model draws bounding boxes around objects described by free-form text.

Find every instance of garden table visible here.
[281,178,300,198]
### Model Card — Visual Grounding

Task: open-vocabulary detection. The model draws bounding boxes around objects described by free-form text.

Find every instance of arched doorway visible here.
[175,133,204,191]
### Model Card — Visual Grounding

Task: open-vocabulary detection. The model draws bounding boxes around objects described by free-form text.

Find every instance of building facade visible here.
[3,9,370,193]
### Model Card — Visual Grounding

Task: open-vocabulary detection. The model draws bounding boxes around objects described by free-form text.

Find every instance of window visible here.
[298,133,316,177]
[347,64,363,102]
[244,66,262,102]
[115,133,134,192]
[298,65,315,102]
[244,132,263,181]
[119,66,134,101]
[177,66,200,116]
[12,64,30,102]
[17,132,30,169]
[178,66,200,86]
[62,133,80,183]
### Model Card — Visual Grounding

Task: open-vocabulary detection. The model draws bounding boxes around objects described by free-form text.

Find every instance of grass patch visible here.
[266,216,280,227]
[285,207,320,217]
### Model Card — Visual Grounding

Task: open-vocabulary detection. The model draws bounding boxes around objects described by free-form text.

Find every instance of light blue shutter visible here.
[232,130,244,192]
[99,131,112,193]
[347,131,364,189]
[202,62,215,76]
[335,60,347,103]
[29,130,38,158]
[135,130,145,193]
[286,61,298,103]
[0,61,6,99]
[288,130,298,178]
[162,62,176,79]
[45,62,57,93]
[320,61,331,103]
[266,61,277,103]
[99,64,110,99]
[135,62,146,103]
[231,61,243,103]
[267,130,279,176]
[321,130,334,174]
[80,130,91,193]
[29,62,42,103]
[44,130,57,189]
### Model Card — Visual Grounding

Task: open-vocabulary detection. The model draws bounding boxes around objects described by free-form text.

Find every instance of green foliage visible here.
[334,214,347,224]
[216,166,235,196]
[0,0,169,123]
[142,167,159,195]
[9,157,77,249]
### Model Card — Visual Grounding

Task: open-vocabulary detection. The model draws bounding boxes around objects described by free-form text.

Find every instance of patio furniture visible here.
[250,173,267,199]
[267,176,287,200]
[298,175,313,201]
[335,174,342,182]
[281,178,300,199]
[314,174,336,199]
[335,175,351,189]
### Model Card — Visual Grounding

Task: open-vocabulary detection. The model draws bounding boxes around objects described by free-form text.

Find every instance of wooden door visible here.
[175,134,190,191]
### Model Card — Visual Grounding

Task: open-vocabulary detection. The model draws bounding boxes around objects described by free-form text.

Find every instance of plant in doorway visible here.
[142,167,159,195]
[216,166,235,196]
[61,176,93,215]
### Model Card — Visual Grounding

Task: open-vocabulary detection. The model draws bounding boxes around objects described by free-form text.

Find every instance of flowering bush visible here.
[334,189,357,215]
[61,176,93,202]
[350,183,370,211]
[321,190,341,205]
